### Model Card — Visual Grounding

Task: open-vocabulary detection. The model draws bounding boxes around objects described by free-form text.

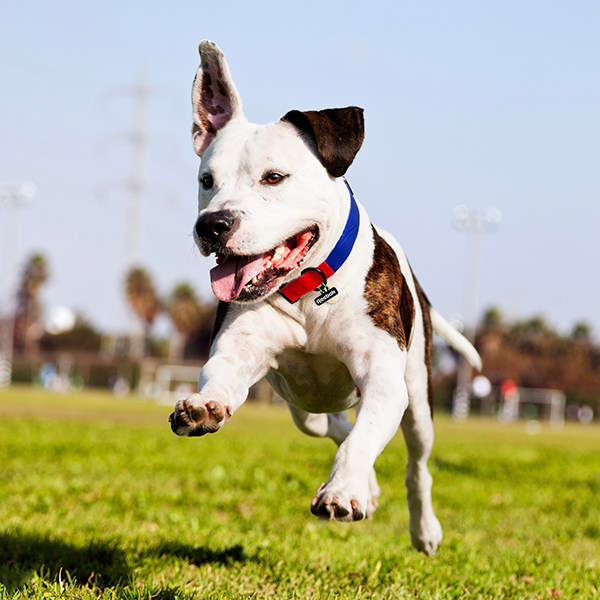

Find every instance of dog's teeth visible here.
[251,276,258,285]
[274,245,285,257]
[265,260,273,269]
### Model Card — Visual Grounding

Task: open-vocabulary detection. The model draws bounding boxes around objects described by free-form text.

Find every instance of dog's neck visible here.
[278,180,360,305]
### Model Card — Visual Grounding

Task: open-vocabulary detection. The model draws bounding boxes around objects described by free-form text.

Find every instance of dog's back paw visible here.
[410,512,443,555]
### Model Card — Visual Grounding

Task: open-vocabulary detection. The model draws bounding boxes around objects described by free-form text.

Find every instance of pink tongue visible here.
[210,254,266,302]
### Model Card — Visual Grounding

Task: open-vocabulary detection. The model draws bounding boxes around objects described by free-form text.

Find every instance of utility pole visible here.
[125,69,151,268]
[114,67,152,269]
[102,68,155,357]
[101,68,154,272]
[125,69,151,359]
[451,205,501,419]
[0,181,37,387]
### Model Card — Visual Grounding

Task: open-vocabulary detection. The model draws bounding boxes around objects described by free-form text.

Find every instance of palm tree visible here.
[13,252,49,356]
[166,282,206,360]
[481,306,503,328]
[124,266,162,358]
[571,321,592,342]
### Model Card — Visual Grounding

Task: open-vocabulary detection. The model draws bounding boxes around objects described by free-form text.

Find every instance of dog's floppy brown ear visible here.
[281,107,364,177]
[192,41,245,156]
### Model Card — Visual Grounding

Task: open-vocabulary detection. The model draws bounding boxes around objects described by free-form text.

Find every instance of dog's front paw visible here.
[169,394,232,437]
[410,511,443,556]
[310,481,368,522]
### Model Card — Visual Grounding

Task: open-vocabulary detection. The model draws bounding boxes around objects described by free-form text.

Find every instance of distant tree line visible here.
[8,252,600,409]
[123,265,215,360]
[475,307,599,408]
[9,253,216,362]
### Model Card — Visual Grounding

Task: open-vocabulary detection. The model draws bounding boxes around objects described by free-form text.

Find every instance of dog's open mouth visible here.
[210,228,318,302]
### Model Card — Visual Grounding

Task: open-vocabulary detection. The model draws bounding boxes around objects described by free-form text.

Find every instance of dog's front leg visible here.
[289,406,382,519]
[311,336,409,521]
[169,307,284,437]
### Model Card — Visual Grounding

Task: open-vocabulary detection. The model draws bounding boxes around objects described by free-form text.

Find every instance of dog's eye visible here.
[200,173,214,190]
[264,172,285,185]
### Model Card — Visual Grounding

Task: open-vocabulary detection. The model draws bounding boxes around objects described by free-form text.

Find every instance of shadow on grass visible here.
[150,541,249,565]
[0,531,128,590]
[431,457,478,476]
[0,532,250,592]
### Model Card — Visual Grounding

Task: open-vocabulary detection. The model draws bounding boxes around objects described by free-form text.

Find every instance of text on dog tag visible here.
[314,284,339,306]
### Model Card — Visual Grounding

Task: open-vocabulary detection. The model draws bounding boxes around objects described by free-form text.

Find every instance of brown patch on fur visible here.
[413,275,434,416]
[364,227,414,350]
[210,301,230,346]
[281,107,364,177]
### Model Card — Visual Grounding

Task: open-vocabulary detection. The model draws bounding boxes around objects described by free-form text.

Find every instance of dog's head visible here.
[191,41,364,303]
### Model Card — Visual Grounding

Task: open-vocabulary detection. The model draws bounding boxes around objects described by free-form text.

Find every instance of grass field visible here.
[0,386,599,599]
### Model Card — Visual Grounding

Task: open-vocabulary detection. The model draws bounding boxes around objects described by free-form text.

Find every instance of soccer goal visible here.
[499,386,566,429]
[149,364,200,404]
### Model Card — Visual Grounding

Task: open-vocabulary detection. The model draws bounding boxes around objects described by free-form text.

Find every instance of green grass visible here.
[0,386,599,599]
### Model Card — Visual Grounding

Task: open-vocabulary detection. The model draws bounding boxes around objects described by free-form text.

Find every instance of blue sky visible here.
[1,0,599,336]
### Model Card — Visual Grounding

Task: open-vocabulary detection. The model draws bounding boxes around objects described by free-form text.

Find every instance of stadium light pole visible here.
[451,205,501,419]
[0,181,37,387]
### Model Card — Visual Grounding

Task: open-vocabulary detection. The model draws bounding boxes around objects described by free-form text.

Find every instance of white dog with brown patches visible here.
[169,41,481,555]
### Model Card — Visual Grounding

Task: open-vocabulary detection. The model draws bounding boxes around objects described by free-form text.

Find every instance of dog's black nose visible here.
[195,210,236,247]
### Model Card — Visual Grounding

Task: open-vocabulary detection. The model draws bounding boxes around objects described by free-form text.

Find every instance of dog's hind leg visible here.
[288,405,381,518]
[400,391,443,555]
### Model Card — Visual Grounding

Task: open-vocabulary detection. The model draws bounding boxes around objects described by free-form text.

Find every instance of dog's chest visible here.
[266,348,357,413]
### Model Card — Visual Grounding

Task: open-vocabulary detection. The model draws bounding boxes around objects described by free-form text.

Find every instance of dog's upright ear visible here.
[281,107,364,177]
[192,41,245,156]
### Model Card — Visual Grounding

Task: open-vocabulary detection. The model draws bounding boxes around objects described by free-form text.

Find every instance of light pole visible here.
[0,181,37,387]
[451,205,501,419]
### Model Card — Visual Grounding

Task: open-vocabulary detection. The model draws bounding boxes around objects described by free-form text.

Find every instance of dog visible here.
[169,41,481,555]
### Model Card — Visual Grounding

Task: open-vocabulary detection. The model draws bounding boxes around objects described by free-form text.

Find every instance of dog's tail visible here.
[430,307,482,371]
